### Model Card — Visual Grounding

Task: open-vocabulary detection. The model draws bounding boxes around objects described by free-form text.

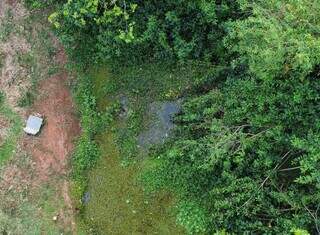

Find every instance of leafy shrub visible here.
[146,73,320,233]
[49,0,242,63]
[144,1,320,234]
[71,75,101,204]
[48,0,137,64]
[292,229,310,235]
[226,0,320,81]
[24,0,59,10]
[73,135,99,180]
[176,201,208,234]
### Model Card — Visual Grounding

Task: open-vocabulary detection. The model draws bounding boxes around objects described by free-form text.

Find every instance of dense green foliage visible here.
[71,75,100,202]
[71,72,120,206]
[227,0,320,80]
[24,0,58,9]
[48,0,136,63]
[146,76,320,233]
[143,1,320,233]
[49,0,242,63]
[45,0,320,234]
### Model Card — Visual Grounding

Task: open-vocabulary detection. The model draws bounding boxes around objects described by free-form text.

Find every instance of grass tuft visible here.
[0,97,23,164]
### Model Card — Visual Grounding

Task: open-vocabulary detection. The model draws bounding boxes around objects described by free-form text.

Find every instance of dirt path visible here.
[24,48,80,233]
[26,49,79,182]
[0,1,80,232]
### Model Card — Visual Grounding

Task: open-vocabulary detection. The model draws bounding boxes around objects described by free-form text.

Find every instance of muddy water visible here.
[82,68,184,234]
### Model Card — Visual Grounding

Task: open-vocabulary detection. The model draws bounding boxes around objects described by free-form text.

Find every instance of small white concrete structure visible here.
[24,115,43,135]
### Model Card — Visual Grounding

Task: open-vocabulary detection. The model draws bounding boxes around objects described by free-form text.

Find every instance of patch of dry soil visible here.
[0,1,80,234]
[0,0,28,20]
[25,56,80,181]
[23,48,80,233]
[0,116,10,145]
[0,0,31,114]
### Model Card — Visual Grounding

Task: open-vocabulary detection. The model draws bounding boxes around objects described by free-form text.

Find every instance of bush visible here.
[24,0,59,10]
[176,201,208,234]
[225,0,320,81]
[144,1,320,234]
[71,75,101,205]
[49,0,242,63]
[145,73,320,233]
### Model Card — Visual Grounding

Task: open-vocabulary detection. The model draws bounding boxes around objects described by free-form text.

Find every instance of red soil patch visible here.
[0,1,79,233]
[25,71,80,181]
[23,48,80,233]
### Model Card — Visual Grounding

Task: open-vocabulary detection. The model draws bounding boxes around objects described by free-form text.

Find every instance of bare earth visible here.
[0,0,30,115]
[23,48,80,233]
[0,0,80,233]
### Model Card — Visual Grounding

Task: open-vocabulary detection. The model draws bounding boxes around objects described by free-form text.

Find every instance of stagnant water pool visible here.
[80,67,185,234]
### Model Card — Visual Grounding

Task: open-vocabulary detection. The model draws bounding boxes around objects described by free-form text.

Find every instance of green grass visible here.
[0,9,56,163]
[0,10,14,42]
[18,90,35,107]
[0,201,42,234]
[0,0,56,165]
[0,98,23,164]
[37,184,69,234]
[15,13,61,108]
[17,51,35,68]
[0,52,5,69]
[13,11,61,110]
[81,68,187,231]
[0,6,74,234]
[0,178,64,234]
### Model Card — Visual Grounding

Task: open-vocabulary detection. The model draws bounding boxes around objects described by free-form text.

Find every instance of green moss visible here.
[77,64,207,234]
[91,61,210,161]
[83,131,184,234]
